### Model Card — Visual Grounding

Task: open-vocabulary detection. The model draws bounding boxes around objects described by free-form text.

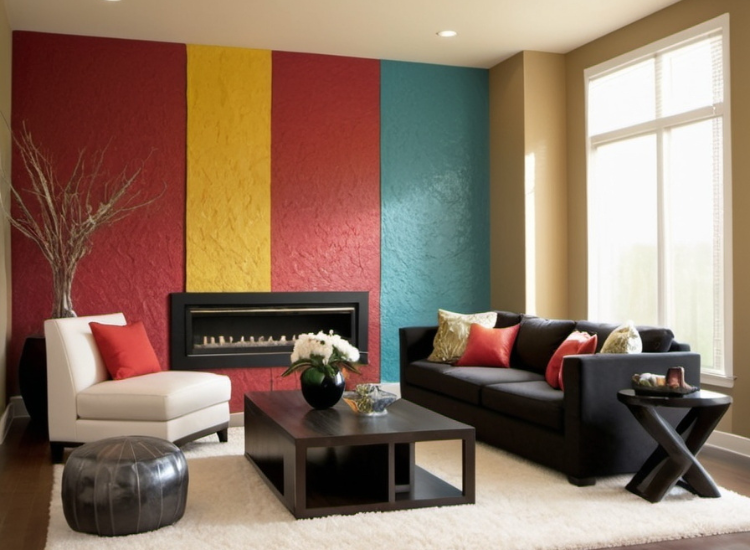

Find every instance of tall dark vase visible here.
[300,369,345,409]
[18,335,48,427]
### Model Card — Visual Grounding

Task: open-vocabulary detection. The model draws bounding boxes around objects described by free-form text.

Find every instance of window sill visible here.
[701,372,735,388]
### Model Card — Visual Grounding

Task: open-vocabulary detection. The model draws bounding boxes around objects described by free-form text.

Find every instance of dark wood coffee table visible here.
[617,388,732,503]
[244,391,475,519]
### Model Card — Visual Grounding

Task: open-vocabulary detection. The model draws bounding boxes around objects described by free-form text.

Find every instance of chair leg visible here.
[217,428,228,443]
[50,442,65,464]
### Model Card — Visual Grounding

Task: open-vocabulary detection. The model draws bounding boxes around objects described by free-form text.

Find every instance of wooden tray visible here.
[632,383,698,397]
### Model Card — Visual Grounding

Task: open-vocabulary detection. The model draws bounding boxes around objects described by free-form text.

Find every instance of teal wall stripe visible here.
[380,61,491,382]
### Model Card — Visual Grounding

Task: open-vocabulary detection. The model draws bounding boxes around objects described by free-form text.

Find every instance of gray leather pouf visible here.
[62,436,189,536]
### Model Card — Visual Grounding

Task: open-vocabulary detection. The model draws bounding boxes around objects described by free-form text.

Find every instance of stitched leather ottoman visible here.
[61,436,188,536]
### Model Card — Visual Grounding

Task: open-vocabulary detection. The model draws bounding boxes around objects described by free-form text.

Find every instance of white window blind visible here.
[585,15,732,385]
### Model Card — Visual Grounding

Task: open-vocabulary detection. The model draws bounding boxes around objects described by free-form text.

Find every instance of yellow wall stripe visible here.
[186,45,272,291]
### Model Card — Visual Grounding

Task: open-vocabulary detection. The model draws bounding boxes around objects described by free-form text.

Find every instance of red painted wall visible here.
[214,52,382,412]
[9,36,382,414]
[271,52,381,387]
[9,32,186,390]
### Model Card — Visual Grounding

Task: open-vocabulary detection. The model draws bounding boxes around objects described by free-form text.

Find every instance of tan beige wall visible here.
[565,0,750,437]
[489,52,568,318]
[524,52,568,319]
[489,52,526,313]
[0,3,11,413]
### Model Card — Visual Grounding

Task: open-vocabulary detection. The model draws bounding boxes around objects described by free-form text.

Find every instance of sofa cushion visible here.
[445,366,544,386]
[546,331,598,390]
[427,309,498,363]
[481,381,564,432]
[77,371,231,422]
[404,359,465,396]
[455,323,520,367]
[574,321,675,353]
[494,311,523,328]
[405,361,543,405]
[513,316,576,374]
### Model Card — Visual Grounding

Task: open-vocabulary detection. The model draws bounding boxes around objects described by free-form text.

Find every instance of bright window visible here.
[585,14,733,385]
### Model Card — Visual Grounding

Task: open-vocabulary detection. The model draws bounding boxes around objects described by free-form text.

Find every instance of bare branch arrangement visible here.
[0,123,165,318]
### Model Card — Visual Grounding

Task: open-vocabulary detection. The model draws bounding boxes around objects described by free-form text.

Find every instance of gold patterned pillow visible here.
[427,309,498,363]
[600,321,642,354]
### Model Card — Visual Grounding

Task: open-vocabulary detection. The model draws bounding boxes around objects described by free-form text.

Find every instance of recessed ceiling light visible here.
[437,30,457,38]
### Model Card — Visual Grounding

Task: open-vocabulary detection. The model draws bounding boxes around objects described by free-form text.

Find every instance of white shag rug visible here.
[46,427,750,550]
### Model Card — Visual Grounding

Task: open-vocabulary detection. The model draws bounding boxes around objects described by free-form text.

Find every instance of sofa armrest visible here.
[399,326,438,383]
[562,351,701,482]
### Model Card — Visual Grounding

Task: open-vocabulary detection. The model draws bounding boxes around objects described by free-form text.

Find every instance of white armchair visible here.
[45,312,231,462]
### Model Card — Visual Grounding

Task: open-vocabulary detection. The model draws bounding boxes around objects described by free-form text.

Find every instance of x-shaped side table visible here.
[617,389,732,503]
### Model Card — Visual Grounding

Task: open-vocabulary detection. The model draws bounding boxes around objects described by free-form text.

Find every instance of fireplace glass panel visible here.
[170,292,368,370]
[189,307,356,356]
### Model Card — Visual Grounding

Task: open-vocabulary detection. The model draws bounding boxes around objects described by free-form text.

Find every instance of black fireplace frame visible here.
[170,291,368,370]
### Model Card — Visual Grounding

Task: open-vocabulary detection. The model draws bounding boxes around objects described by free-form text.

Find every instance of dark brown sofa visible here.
[399,311,700,486]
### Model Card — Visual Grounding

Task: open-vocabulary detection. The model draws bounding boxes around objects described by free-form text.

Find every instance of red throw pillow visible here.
[455,323,520,368]
[546,331,597,390]
[89,321,162,380]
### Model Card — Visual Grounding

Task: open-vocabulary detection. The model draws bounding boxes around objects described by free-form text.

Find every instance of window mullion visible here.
[657,127,668,328]
[590,105,721,147]
[655,51,669,329]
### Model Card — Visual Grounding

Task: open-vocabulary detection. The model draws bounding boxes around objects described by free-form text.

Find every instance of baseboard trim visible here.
[11,395,29,418]
[707,430,750,458]
[0,403,11,445]
[230,411,243,427]
[1,397,31,445]
[380,382,401,396]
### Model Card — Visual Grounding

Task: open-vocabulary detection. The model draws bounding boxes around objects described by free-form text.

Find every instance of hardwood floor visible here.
[0,417,53,550]
[1,416,749,549]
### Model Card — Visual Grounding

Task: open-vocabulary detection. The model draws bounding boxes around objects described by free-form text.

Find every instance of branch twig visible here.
[0,122,165,317]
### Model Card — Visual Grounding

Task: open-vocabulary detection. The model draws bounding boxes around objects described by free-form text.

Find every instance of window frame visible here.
[584,14,733,387]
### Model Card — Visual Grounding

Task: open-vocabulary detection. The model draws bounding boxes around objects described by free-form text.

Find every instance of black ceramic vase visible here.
[300,368,346,409]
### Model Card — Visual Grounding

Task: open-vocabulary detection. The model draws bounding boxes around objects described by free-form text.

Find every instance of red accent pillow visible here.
[89,321,163,380]
[455,323,520,368]
[546,331,598,390]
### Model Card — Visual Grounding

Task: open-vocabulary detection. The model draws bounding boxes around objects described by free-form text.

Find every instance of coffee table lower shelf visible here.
[246,456,466,518]
[244,392,475,519]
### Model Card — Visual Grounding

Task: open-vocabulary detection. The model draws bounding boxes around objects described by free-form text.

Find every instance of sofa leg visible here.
[50,442,64,464]
[568,475,596,487]
[217,428,228,443]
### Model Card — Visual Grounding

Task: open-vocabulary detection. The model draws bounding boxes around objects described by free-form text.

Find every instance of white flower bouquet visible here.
[281,331,362,379]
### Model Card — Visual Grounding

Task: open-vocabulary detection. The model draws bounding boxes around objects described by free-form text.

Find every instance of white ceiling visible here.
[2,0,681,68]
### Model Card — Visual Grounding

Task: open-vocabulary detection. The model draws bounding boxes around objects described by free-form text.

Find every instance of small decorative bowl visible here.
[343,384,398,416]
[632,368,698,397]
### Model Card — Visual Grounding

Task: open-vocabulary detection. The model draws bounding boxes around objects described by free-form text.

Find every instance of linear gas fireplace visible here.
[170,292,368,370]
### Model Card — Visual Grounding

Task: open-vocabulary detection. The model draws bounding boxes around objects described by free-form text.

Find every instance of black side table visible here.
[617,388,731,503]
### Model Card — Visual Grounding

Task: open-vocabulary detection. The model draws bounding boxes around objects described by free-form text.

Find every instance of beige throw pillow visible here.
[428,309,498,363]
[600,321,643,354]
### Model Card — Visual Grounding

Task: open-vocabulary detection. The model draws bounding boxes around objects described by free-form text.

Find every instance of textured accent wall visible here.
[380,61,491,381]
[10,32,186,379]
[271,52,381,387]
[194,52,382,410]
[9,32,491,410]
[186,45,272,292]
